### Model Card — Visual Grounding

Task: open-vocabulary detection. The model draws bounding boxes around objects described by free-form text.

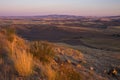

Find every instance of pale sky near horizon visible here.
[0,0,120,16]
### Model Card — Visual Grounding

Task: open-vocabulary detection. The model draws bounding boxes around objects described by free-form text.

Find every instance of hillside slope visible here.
[0,28,108,80]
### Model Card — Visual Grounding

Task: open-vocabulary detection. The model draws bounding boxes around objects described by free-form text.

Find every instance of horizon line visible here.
[0,14,120,17]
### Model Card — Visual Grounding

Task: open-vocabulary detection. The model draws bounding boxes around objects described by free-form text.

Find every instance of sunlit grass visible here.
[30,41,55,63]
[10,49,33,76]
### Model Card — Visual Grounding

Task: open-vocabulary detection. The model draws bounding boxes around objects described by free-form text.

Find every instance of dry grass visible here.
[0,29,34,79]
[44,65,56,80]
[8,33,34,77]
[11,50,33,76]
[30,41,55,63]
[56,64,82,80]
[35,61,56,80]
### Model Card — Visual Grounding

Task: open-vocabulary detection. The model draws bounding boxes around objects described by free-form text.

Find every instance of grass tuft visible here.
[56,64,82,80]
[11,50,33,76]
[30,41,55,63]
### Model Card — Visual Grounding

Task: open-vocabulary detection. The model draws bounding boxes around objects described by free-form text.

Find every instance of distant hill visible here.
[0,14,120,18]
[0,15,84,19]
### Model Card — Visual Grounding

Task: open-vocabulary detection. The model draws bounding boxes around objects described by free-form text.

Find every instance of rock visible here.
[90,67,94,70]
[61,63,63,66]
[77,64,81,68]
[57,48,61,53]
[104,70,107,73]
[67,59,71,64]
[112,69,117,75]
[108,68,118,76]
[61,50,64,55]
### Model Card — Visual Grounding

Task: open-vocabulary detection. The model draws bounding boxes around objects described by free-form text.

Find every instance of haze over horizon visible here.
[0,0,120,16]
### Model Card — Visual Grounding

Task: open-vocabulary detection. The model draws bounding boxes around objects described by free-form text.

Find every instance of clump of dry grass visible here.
[56,64,82,80]
[37,62,56,80]
[0,28,34,78]
[44,65,56,80]
[9,34,33,77]
[30,41,55,63]
[11,50,33,76]
[0,27,15,42]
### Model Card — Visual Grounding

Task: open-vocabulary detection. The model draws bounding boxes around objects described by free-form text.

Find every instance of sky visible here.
[0,0,120,16]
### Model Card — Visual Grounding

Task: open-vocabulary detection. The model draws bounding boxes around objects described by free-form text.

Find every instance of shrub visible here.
[30,41,55,63]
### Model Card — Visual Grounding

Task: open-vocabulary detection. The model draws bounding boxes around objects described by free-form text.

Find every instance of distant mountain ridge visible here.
[0,15,120,19]
[0,14,120,19]
[0,15,84,19]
